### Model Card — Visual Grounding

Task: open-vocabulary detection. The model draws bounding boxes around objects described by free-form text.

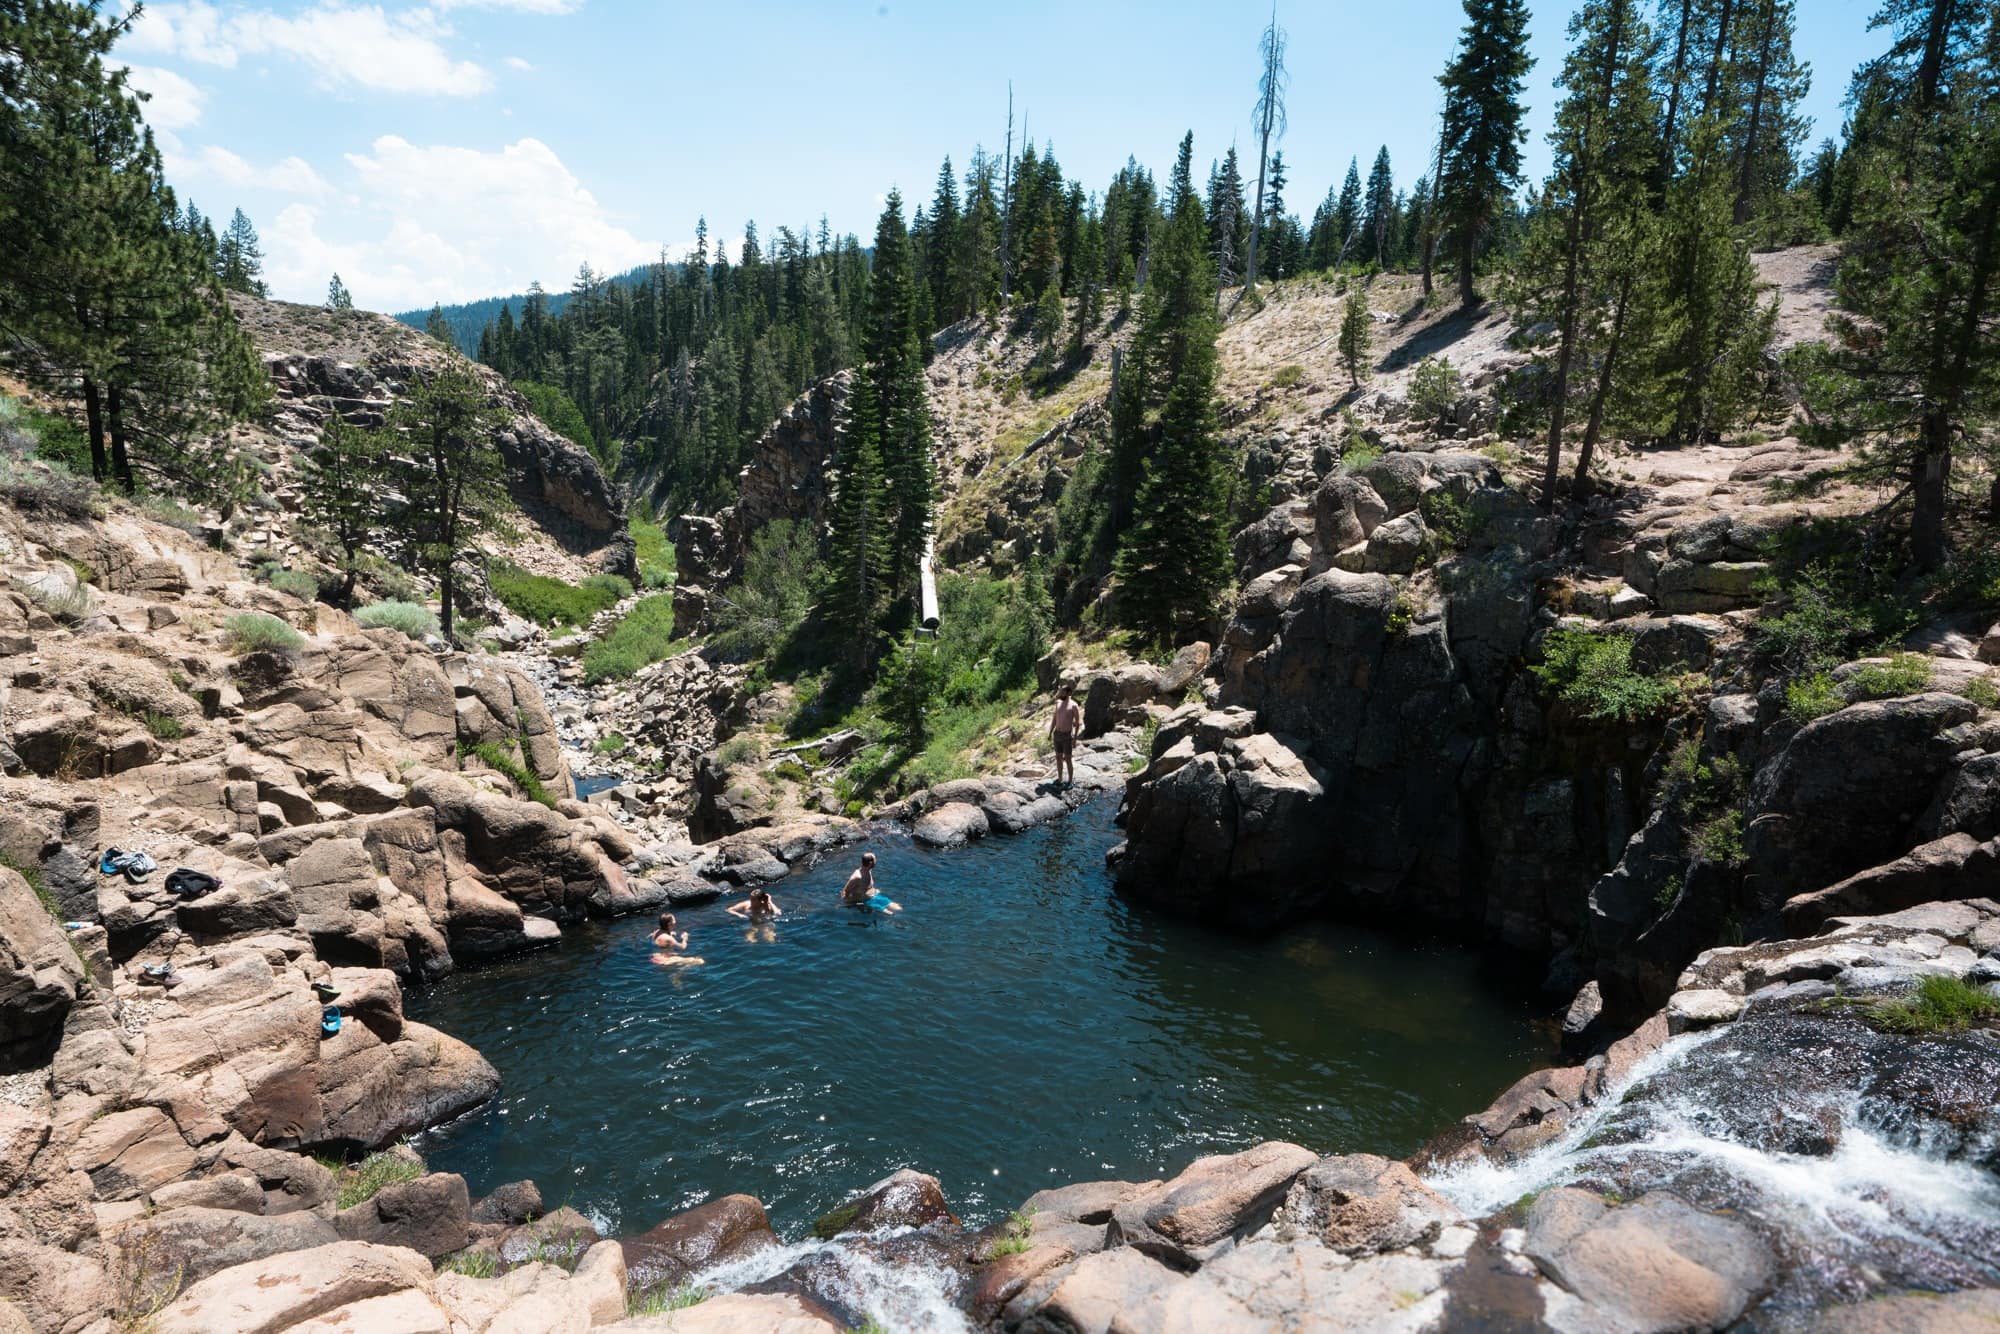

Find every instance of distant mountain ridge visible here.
[394,262,654,356]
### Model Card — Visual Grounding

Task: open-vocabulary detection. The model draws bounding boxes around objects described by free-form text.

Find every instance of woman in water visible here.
[650,912,702,966]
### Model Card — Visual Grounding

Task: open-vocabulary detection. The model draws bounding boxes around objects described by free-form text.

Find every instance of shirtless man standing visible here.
[1050,682,1081,787]
[841,852,900,913]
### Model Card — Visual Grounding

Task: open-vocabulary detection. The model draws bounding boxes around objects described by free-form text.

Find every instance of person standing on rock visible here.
[1050,683,1082,787]
[841,852,899,914]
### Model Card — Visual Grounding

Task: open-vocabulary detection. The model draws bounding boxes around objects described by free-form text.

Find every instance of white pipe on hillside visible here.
[919,537,940,633]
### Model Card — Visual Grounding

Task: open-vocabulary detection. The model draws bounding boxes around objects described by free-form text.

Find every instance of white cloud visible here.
[504,55,533,71]
[169,144,334,197]
[231,6,490,96]
[433,0,584,10]
[122,64,207,130]
[262,136,657,310]
[124,2,491,96]
[125,2,239,66]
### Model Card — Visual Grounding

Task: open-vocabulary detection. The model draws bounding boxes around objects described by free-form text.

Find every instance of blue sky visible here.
[116,0,1883,313]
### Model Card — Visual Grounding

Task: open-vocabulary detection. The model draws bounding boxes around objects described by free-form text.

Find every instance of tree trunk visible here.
[1699,0,1736,121]
[1458,231,1478,309]
[106,386,133,493]
[1911,412,1952,571]
[1916,0,1956,109]
[1576,272,1635,497]
[80,378,108,481]
[1660,0,1695,169]
[1421,125,1447,297]
[1732,3,1777,226]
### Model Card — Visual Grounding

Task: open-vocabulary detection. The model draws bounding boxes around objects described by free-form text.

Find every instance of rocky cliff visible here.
[228,295,634,586]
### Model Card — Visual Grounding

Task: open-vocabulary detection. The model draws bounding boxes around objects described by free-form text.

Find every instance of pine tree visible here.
[1207,147,1249,287]
[1727,0,1812,229]
[928,156,962,322]
[1437,0,1536,306]
[217,208,266,296]
[1335,159,1363,254]
[1338,290,1373,389]
[1803,0,2000,569]
[391,361,510,640]
[1362,148,1397,266]
[425,304,453,346]
[327,274,353,310]
[1506,0,1661,504]
[1112,132,1231,645]
[301,412,391,606]
[822,372,888,651]
[863,190,935,609]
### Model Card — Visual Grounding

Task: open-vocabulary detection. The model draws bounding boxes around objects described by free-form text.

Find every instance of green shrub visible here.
[516,381,601,462]
[772,758,811,784]
[1343,435,1382,469]
[1849,652,1934,701]
[1532,630,1685,723]
[1409,356,1461,424]
[25,578,94,623]
[629,513,675,589]
[224,612,304,654]
[710,520,820,661]
[142,713,185,741]
[327,1150,424,1210]
[716,735,758,766]
[1784,672,1845,724]
[1963,675,2000,711]
[1268,364,1305,389]
[1869,975,2000,1035]
[1690,809,1746,868]
[354,600,439,640]
[135,493,205,534]
[488,563,624,627]
[257,563,320,600]
[1753,559,1918,677]
[1653,873,1683,912]
[1419,491,1479,560]
[582,594,680,683]
[591,731,627,755]
[459,739,555,808]
[876,639,947,749]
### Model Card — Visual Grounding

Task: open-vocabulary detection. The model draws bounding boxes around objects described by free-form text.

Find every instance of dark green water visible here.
[408,799,1547,1235]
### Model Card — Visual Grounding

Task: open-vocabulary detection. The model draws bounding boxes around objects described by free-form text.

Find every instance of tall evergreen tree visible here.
[1363,147,1397,266]
[1437,0,1536,306]
[217,208,266,296]
[862,190,935,609]
[822,371,888,651]
[1334,159,1364,253]
[392,361,510,640]
[326,273,353,310]
[301,412,391,606]
[1207,147,1250,287]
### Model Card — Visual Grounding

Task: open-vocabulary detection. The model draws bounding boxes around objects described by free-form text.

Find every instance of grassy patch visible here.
[224,612,304,654]
[489,563,630,628]
[354,600,438,640]
[25,578,95,623]
[1868,975,2000,1035]
[256,562,319,600]
[1849,652,1934,701]
[142,713,185,741]
[1532,630,1687,723]
[1268,363,1305,389]
[629,512,675,589]
[989,1208,1036,1258]
[459,739,555,808]
[1785,671,1845,724]
[323,1150,425,1210]
[582,594,682,684]
[1963,675,2000,711]
[626,1282,708,1316]
[591,731,626,755]
[436,1249,498,1278]
[716,735,758,766]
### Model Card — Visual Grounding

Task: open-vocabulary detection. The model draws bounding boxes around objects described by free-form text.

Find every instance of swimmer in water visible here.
[725,888,782,921]
[649,911,703,966]
[840,851,899,914]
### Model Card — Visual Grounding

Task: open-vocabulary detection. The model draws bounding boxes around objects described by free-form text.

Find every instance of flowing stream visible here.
[408,799,1547,1242]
